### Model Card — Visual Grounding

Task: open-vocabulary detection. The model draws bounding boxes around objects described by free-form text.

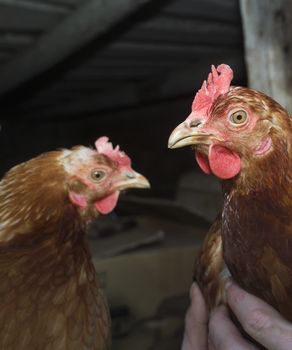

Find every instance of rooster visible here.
[0,136,149,349]
[168,64,292,321]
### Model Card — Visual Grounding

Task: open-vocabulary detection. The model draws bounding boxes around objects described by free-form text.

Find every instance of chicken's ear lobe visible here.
[69,191,88,208]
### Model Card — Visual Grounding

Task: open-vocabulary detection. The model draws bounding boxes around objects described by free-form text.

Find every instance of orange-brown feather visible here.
[195,87,292,322]
[0,149,111,349]
[194,218,226,310]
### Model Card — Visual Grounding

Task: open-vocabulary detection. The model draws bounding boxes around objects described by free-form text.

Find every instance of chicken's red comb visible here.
[95,136,131,167]
[192,64,233,113]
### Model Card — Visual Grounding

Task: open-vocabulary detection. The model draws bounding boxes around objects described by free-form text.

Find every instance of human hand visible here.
[182,280,292,350]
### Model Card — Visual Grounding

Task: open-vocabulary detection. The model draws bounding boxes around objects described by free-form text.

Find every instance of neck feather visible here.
[0,151,84,244]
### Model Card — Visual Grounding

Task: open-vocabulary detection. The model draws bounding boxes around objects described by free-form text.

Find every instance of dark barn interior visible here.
[0,0,245,349]
[0,0,246,193]
[0,0,290,349]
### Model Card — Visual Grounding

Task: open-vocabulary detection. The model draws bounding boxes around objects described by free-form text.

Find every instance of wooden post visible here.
[239,0,292,112]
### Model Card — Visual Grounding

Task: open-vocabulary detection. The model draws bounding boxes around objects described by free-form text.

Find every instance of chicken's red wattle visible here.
[195,145,241,179]
[195,151,211,174]
[95,191,119,214]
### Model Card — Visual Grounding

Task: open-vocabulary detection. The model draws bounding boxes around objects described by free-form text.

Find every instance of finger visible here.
[207,337,216,350]
[209,305,259,350]
[226,280,292,350]
[181,282,208,350]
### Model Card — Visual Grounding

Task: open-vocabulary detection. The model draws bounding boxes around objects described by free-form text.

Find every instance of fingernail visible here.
[190,282,199,300]
[225,277,233,290]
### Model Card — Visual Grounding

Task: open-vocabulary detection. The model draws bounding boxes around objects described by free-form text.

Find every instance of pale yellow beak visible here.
[116,171,150,191]
[169,122,216,149]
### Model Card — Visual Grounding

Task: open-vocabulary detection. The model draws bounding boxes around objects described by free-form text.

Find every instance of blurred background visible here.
[0,0,290,348]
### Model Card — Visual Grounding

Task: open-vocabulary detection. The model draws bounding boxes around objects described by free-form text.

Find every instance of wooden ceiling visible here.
[0,0,245,120]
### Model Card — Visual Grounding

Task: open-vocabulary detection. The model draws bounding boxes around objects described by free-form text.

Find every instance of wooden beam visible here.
[165,0,241,23]
[0,0,69,14]
[0,4,64,31]
[95,41,239,63]
[122,26,241,47]
[0,33,34,50]
[138,16,238,34]
[239,0,292,112]
[0,0,152,95]
[19,53,244,118]
[104,41,238,54]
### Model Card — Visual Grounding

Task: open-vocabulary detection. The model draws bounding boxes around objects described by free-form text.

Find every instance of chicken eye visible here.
[90,170,106,182]
[229,110,248,125]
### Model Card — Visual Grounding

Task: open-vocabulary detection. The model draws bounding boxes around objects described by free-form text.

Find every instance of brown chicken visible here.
[168,64,292,321]
[0,136,149,350]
